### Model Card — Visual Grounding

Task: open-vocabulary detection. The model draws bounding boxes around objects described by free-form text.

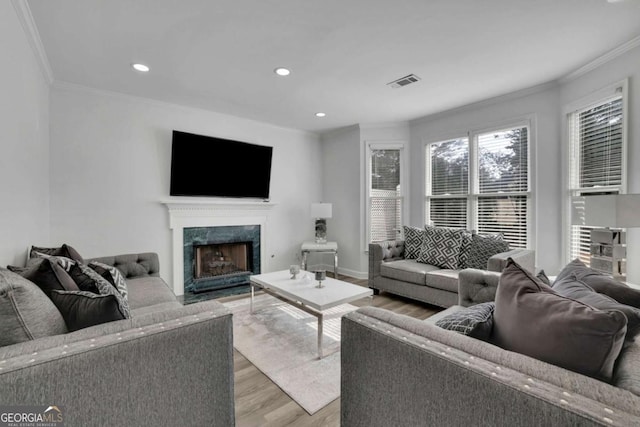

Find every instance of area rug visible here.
[223,294,358,415]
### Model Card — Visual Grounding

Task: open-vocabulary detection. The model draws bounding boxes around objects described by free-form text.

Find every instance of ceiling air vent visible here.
[387,74,421,89]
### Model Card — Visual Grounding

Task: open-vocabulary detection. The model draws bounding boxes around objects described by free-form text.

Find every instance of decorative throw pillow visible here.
[89,261,128,301]
[416,226,464,270]
[553,275,640,341]
[555,258,640,309]
[492,258,627,382]
[464,233,509,270]
[15,258,79,297]
[63,263,131,318]
[50,290,126,332]
[88,263,117,287]
[457,229,473,269]
[403,226,425,260]
[0,268,67,347]
[29,244,84,264]
[435,302,495,341]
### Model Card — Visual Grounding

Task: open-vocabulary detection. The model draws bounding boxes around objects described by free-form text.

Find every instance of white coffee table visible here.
[249,270,373,359]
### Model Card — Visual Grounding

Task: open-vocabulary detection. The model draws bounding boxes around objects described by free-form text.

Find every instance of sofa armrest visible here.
[368,241,405,288]
[457,268,501,307]
[0,300,235,426]
[88,252,160,279]
[341,308,640,427]
[487,248,535,274]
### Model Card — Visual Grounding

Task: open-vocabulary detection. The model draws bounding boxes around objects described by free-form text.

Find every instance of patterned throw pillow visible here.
[89,261,128,301]
[75,264,130,318]
[435,302,495,341]
[416,226,464,270]
[458,230,473,268]
[403,226,425,260]
[464,233,509,270]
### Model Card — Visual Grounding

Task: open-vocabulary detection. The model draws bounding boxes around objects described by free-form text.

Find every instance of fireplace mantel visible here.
[161,198,276,295]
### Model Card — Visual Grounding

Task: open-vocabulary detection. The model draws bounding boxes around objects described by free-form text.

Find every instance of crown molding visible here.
[11,0,53,85]
[559,34,640,84]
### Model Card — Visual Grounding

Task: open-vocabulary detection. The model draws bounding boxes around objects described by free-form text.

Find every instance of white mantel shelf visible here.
[161,198,276,296]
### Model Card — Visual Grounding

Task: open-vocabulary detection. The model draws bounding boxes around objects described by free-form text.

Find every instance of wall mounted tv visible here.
[170,130,273,199]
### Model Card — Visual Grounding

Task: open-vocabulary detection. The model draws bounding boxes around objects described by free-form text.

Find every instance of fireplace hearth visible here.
[183,225,260,294]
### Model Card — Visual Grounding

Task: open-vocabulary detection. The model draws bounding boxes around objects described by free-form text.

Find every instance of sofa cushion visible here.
[0,268,68,347]
[492,258,628,382]
[556,258,640,309]
[50,290,126,332]
[416,226,464,270]
[553,275,640,342]
[380,260,440,286]
[403,225,424,260]
[424,269,460,293]
[126,276,177,310]
[434,302,494,340]
[15,258,79,296]
[464,233,509,270]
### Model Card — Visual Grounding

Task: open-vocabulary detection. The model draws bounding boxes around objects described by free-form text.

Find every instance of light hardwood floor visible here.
[221,275,442,427]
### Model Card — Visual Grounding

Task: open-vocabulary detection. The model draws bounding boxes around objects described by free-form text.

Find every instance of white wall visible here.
[0,2,50,266]
[560,44,640,282]
[409,87,562,274]
[49,84,322,287]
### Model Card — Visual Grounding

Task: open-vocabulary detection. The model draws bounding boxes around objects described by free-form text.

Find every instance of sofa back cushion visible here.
[492,259,627,382]
[0,268,68,347]
[416,226,464,270]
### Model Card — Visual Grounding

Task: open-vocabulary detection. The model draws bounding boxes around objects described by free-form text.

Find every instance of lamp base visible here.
[314,218,327,244]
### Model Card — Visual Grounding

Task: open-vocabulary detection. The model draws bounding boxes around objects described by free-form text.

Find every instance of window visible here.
[367,143,405,243]
[566,87,625,265]
[425,124,530,248]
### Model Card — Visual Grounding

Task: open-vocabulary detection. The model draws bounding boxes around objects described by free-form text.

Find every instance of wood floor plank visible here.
[225,275,441,426]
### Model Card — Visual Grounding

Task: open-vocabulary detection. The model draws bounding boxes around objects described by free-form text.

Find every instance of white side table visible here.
[301,241,338,278]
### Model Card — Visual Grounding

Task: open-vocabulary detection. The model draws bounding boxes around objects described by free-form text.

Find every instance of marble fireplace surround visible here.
[162,199,276,296]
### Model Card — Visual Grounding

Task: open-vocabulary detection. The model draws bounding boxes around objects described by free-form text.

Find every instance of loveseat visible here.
[342,268,640,426]
[0,252,235,427]
[369,237,534,308]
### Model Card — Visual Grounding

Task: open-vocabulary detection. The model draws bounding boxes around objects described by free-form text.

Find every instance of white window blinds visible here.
[369,148,402,242]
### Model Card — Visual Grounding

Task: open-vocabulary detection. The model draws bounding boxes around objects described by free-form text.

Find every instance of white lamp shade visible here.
[572,194,640,228]
[311,203,332,219]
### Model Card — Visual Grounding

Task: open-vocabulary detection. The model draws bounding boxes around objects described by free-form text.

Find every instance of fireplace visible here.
[183,225,261,294]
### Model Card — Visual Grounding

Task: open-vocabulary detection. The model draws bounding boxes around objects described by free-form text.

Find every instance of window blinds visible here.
[369,149,402,243]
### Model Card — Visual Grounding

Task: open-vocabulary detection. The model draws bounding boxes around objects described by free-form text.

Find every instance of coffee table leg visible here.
[318,313,324,359]
[250,283,254,314]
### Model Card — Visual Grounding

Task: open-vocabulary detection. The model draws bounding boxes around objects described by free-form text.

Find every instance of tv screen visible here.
[170,130,273,199]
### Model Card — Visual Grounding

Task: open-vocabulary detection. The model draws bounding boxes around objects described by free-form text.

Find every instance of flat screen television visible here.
[170,130,273,199]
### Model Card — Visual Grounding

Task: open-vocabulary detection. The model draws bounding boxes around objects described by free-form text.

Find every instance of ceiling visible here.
[27,0,640,135]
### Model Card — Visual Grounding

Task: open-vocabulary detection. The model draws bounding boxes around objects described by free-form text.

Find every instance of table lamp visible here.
[311,203,332,244]
[571,194,640,280]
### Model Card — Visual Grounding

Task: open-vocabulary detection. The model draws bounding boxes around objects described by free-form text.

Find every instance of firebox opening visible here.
[194,242,253,282]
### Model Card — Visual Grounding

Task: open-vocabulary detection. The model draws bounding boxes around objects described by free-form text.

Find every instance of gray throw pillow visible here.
[536,269,552,286]
[435,302,494,341]
[403,226,425,260]
[0,268,68,347]
[492,258,627,382]
[464,233,509,270]
[555,258,640,309]
[416,226,464,270]
[50,290,126,332]
[553,275,640,342]
[75,264,131,319]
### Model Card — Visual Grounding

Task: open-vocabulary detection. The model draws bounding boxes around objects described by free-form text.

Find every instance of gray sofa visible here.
[369,239,534,308]
[342,269,640,426]
[0,252,235,427]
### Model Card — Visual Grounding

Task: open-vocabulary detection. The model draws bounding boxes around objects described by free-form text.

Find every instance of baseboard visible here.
[307,263,368,280]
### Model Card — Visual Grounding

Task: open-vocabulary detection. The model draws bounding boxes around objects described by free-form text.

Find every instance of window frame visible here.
[365,141,409,249]
[562,79,628,266]
[424,117,534,249]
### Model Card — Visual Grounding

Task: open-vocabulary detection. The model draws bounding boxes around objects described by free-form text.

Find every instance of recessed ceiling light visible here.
[315,112,326,118]
[132,63,150,72]
[274,67,291,76]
